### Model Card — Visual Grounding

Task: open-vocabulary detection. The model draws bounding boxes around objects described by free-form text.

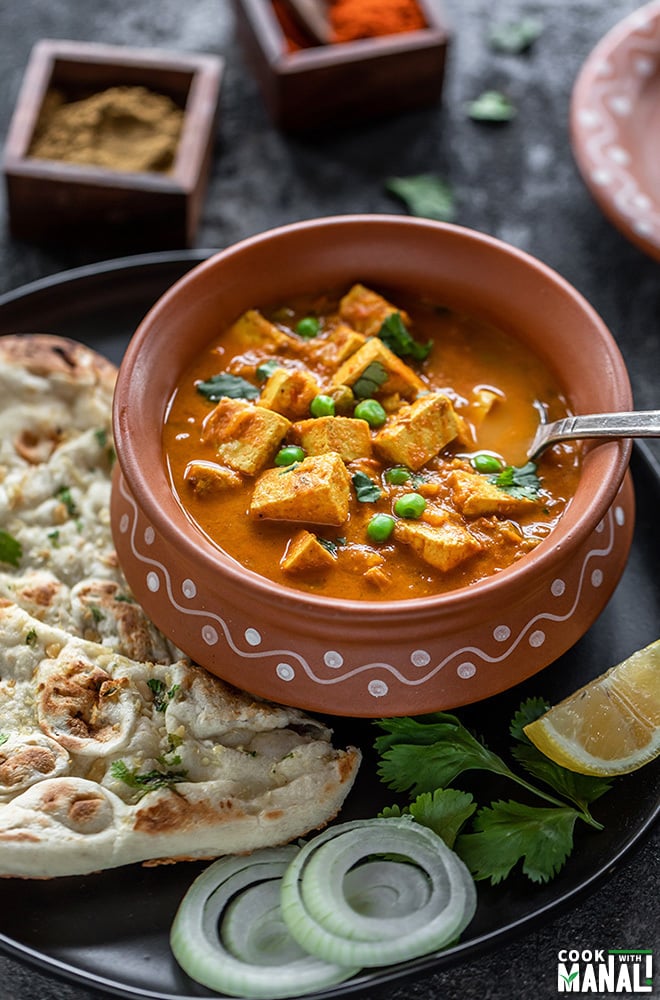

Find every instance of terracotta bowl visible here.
[111,215,634,717]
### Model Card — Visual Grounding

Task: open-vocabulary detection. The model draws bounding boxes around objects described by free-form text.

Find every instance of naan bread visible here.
[0,335,360,877]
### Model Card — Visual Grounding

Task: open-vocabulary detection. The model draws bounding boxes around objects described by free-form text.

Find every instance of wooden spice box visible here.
[231,0,450,131]
[2,40,224,248]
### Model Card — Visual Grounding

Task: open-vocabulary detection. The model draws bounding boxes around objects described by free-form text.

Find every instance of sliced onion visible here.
[280,818,477,968]
[170,846,357,999]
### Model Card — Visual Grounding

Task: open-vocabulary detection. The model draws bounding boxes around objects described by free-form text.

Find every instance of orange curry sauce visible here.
[162,284,581,601]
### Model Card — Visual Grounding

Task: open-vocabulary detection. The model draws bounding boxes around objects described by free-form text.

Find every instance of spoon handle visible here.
[528,409,660,460]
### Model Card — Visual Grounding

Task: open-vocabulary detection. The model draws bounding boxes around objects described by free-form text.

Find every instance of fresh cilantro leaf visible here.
[55,485,78,517]
[489,17,543,54]
[317,536,344,555]
[378,312,432,362]
[0,530,22,568]
[352,360,388,399]
[352,471,382,503]
[256,359,280,382]
[456,800,578,884]
[110,759,188,798]
[382,789,477,849]
[147,678,181,712]
[489,461,541,499]
[0,733,8,747]
[509,696,550,741]
[375,713,512,796]
[468,90,516,122]
[511,743,612,813]
[25,628,38,647]
[385,174,455,223]
[196,373,260,402]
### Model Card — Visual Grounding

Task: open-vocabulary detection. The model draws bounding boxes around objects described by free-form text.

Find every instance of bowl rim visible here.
[113,214,633,619]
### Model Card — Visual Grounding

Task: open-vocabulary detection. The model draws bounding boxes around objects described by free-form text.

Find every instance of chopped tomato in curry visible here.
[163,284,581,601]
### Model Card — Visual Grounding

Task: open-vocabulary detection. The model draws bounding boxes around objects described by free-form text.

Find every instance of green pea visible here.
[385,466,412,485]
[394,492,426,519]
[471,452,504,474]
[274,445,305,466]
[310,394,336,418]
[295,316,320,338]
[367,513,396,543]
[354,398,387,428]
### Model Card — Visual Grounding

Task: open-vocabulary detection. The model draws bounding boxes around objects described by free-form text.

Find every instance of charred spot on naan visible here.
[0,735,70,796]
[36,656,137,754]
[20,778,116,834]
[70,580,177,663]
[0,334,117,388]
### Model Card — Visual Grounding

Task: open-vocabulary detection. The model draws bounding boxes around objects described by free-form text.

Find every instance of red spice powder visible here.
[330,0,427,43]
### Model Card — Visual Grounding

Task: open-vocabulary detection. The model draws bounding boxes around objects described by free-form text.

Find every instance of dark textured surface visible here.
[0,1,658,999]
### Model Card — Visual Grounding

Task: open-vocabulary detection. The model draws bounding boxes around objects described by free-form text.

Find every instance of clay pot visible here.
[111,216,634,717]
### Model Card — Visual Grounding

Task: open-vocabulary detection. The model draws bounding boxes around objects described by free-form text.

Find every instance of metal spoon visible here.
[282,0,332,45]
[527,409,660,461]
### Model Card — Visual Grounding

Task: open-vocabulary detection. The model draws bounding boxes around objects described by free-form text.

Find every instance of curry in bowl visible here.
[163,283,581,602]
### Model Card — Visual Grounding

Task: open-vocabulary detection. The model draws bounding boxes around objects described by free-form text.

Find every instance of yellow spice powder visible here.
[29,85,184,174]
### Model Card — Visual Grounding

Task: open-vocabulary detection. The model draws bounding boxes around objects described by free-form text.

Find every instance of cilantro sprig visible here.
[489,461,541,499]
[147,678,181,712]
[375,699,612,884]
[110,759,188,798]
[0,530,22,568]
[378,313,432,362]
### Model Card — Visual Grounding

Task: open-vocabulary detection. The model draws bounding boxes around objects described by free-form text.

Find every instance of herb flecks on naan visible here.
[0,335,359,877]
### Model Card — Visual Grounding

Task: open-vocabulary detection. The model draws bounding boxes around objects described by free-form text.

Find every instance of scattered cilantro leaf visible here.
[456,800,578,884]
[352,471,382,503]
[385,174,455,223]
[378,312,432,362]
[489,17,543,54]
[381,789,477,849]
[375,713,513,796]
[468,90,516,122]
[110,759,188,798]
[511,743,611,816]
[196,373,260,402]
[509,696,550,740]
[89,605,105,623]
[317,536,343,556]
[490,461,541,499]
[55,485,78,517]
[147,678,181,712]
[0,530,22,568]
[352,360,388,399]
[256,359,280,382]
[0,733,8,747]
[25,628,38,647]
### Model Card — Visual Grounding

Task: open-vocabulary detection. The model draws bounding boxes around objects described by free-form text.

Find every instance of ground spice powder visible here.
[329,0,427,42]
[29,85,184,174]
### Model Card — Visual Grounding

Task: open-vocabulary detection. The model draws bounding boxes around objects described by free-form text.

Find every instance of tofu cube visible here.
[291,416,372,462]
[280,530,336,575]
[331,337,424,401]
[259,367,319,419]
[450,469,539,517]
[250,452,351,525]
[373,393,459,470]
[339,283,411,336]
[201,398,291,475]
[184,460,242,495]
[229,309,299,351]
[313,324,366,367]
[395,520,482,572]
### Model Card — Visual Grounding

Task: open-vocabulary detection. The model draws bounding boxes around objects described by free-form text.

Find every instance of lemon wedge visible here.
[523,639,660,776]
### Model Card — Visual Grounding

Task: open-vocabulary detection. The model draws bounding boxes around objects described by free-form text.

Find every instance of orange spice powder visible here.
[329,0,427,43]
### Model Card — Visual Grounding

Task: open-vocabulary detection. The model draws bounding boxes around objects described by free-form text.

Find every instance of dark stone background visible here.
[0,1,658,998]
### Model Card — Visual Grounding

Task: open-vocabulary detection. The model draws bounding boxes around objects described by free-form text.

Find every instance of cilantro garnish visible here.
[147,678,181,712]
[0,530,22,568]
[352,472,382,503]
[468,90,517,122]
[110,759,188,798]
[196,373,260,402]
[55,485,78,517]
[0,733,8,747]
[256,359,280,382]
[352,360,388,399]
[25,628,38,647]
[489,17,543,54]
[385,174,455,223]
[378,313,432,362]
[374,699,612,884]
[317,536,344,556]
[489,461,541,499]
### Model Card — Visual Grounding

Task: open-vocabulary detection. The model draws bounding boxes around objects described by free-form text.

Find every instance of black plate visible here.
[0,254,658,1000]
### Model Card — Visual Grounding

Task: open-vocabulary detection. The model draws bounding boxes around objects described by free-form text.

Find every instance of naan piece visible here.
[0,335,360,877]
